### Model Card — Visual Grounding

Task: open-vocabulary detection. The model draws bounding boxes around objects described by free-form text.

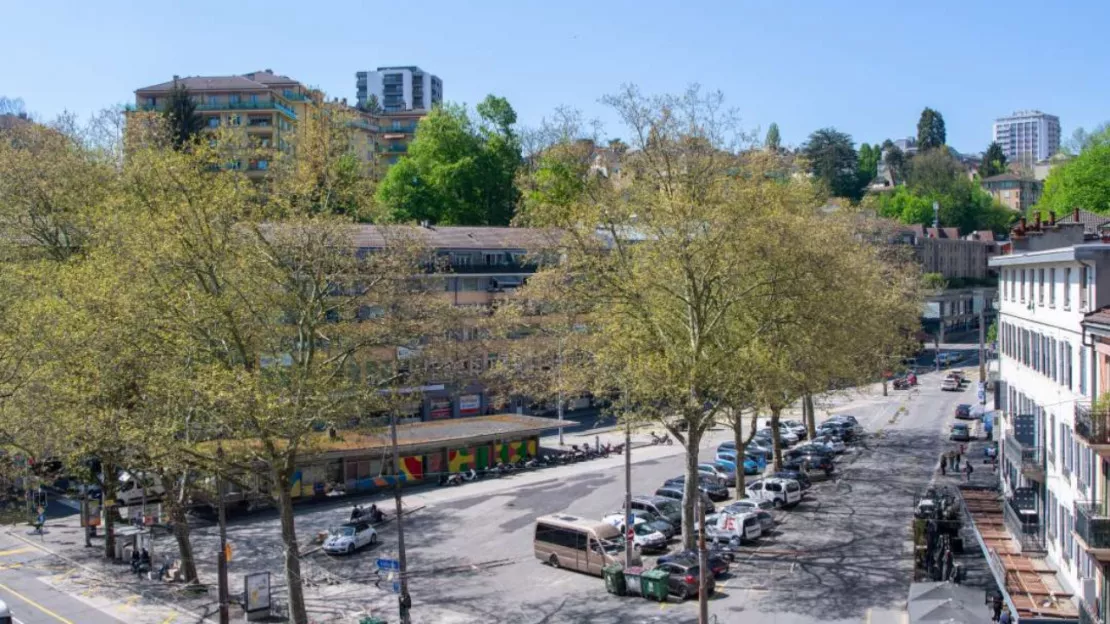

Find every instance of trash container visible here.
[623,565,644,596]
[640,568,670,602]
[359,618,387,624]
[603,564,626,596]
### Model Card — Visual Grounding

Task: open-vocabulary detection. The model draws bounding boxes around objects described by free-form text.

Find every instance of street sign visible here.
[392,579,401,594]
[377,558,400,571]
[626,528,634,541]
[244,572,271,613]
[224,542,233,562]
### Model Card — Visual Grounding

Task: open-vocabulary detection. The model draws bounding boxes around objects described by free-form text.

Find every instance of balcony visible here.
[1076,501,1110,561]
[194,101,297,120]
[1003,496,1046,553]
[429,261,538,275]
[1080,596,1103,624]
[1076,403,1110,454]
[1004,434,1045,481]
[387,144,408,153]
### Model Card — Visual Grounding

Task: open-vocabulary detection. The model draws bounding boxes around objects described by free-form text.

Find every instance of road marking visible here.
[160,615,177,624]
[0,581,75,623]
[0,548,32,557]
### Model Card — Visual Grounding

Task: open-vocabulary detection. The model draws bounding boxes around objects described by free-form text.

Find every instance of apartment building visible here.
[353,224,555,421]
[899,224,996,280]
[993,110,1062,168]
[376,110,425,166]
[356,66,442,112]
[981,173,1043,213]
[133,70,380,175]
[992,222,1110,616]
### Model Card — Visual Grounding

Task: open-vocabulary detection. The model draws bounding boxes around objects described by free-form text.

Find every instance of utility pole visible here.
[978,305,987,383]
[556,341,564,447]
[216,444,229,624]
[697,502,709,624]
[390,410,412,624]
[624,418,633,567]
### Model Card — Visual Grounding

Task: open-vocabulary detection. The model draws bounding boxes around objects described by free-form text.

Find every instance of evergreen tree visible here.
[916,107,946,151]
[981,141,1008,178]
[163,84,204,150]
[765,122,781,151]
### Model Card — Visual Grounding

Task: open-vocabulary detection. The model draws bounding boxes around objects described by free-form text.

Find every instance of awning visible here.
[908,582,986,623]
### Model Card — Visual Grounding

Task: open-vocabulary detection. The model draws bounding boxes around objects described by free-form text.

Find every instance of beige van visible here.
[534,514,641,576]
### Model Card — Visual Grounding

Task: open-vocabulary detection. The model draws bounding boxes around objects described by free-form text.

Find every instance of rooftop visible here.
[352,225,558,251]
[981,173,1033,184]
[136,70,303,94]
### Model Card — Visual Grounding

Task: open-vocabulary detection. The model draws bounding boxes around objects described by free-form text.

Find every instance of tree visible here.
[362,94,383,115]
[858,143,880,188]
[802,127,861,200]
[0,96,26,117]
[981,141,1008,178]
[1037,133,1110,215]
[884,145,907,184]
[377,95,521,225]
[163,83,204,150]
[916,107,946,151]
[765,122,781,151]
[1064,123,1110,155]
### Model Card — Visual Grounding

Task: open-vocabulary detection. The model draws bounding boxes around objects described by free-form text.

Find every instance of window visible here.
[1050,338,1057,381]
[1049,268,1056,306]
[1020,269,1026,301]
[229,94,241,105]
[207,117,220,128]
[249,93,259,104]
[1081,266,1090,310]
[145,96,156,107]
[1064,268,1072,309]
[1049,413,1056,465]
[1080,347,1088,396]
[229,114,241,126]
[1065,342,1073,389]
[1038,268,1045,304]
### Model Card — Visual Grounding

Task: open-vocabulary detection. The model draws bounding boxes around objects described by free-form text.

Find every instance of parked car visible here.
[948,370,967,383]
[758,427,799,446]
[724,497,775,513]
[602,510,676,540]
[941,377,961,391]
[950,423,972,442]
[655,485,716,512]
[701,511,762,545]
[657,549,730,578]
[771,470,812,490]
[653,560,717,600]
[628,521,669,552]
[746,441,773,458]
[715,450,766,476]
[628,496,683,527]
[699,462,737,486]
[786,445,835,462]
[745,477,803,507]
[817,422,856,441]
[828,414,859,426]
[936,351,962,366]
[664,475,731,501]
[323,521,378,555]
[781,419,809,439]
[782,454,835,476]
[811,436,846,454]
[954,404,973,420]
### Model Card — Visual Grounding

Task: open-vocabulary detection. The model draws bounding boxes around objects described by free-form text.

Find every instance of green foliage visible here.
[1037,134,1110,215]
[163,84,203,150]
[922,273,948,291]
[884,145,906,184]
[916,107,946,151]
[986,319,998,344]
[765,122,781,151]
[858,143,880,188]
[376,95,521,225]
[981,142,1007,178]
[869,175,1014,234]
[802,127,861,200]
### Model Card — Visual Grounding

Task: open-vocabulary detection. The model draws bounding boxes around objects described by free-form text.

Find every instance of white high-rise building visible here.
[356,66,442,112]
[993,110,1062,167]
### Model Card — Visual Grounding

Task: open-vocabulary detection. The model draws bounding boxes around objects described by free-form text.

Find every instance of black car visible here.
[657,550,731,577]
[662,477,730,502]
[655,486,716,512]
[771,470,812,490]
[818,423,855,441]
[654,560,717,600]
[954,404,973,420]
[783,454,834,475]
[786,446,834,463]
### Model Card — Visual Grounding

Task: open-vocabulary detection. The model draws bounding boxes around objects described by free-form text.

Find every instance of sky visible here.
[3,0,1108,155]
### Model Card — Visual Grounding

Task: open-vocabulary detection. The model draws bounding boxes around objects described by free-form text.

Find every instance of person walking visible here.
[939,453,947,476]
[965,460,974,482]
[999,607,1012,624]
[991,594,1003,621]
[953,451,961,471]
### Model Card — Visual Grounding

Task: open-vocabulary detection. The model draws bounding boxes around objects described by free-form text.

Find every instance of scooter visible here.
[523,456,540,469]
[461,468,479,482]
[440,473,463,487]
[650,432,673,446]
[611,443,625,455]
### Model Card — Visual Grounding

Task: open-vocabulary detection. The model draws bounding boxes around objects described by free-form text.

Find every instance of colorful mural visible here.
[400,455,424,482]
[448,448,476,472]
[427,451,446,481]
[526,438,537,457]
[496,440,527,463]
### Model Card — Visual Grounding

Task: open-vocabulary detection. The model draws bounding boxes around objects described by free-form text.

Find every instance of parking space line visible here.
[0,547,32,557]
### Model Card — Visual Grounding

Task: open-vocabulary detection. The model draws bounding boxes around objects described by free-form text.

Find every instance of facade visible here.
[993,110,1062,168]
[1075,309,1110,623]
[981,173,1043,213]
[901,225,996,280]
[376,110,426,165]
[991,223,1110,618]
[356,66,442,112]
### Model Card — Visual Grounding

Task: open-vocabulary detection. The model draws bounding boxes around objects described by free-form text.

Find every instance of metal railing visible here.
[1004,433,1044,474]
[1003,497,1046,552]
[429,261,537,275]
[1080,596,1102,624]
[1077,403,1110,445]
[1076,500,1110,550]
[387,144,408,152]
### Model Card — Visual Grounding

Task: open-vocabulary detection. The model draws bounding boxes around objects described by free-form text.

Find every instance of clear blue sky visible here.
[4,0,1108,154]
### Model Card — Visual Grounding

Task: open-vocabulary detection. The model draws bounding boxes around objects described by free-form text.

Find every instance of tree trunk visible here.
[167,498,198,583]
[770,405,784,472]
[882,378,888,397]
[804,393,816,439]
[102,462,116,560]
[680,424,703,550]
[732,414,746,494]
[276,475,309,624]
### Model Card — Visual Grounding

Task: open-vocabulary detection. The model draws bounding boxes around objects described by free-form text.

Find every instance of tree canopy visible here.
[802,127,861,200]
[765,122,781,151]
[916,107,946,151]
[1037,131,1110,215]
[163,84,204,149]
[981,141,1007,178]
[376,95,522,225]
[858,143,880,188]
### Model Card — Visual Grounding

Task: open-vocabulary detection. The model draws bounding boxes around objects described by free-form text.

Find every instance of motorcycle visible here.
[570,444,587,461]
[524,456,540,469]
[611,443,625,455]
[461,468,479,482]
[440,473,463,487]
[650,432,673,446]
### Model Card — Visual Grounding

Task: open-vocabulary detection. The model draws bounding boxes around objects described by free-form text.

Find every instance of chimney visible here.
[1034,212,1042,230]
[1049,211,1056,226]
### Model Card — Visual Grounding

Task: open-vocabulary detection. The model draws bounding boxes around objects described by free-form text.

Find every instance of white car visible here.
[628,521,668,552]
[323,521,378,555]
[811,436,846,454]
[757,427,799,446]
[781,420,808,439]
[941,377,960,391]
[745,478,803,508]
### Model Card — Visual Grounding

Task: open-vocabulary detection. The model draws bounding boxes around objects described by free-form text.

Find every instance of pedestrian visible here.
[939,453,947,476]
[999,607,1012,624]
[965,460,974,482]
[991,594,1003,621]
[954,452,961,471]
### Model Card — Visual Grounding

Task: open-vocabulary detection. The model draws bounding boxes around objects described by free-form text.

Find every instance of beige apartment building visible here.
[981,173,1043,213]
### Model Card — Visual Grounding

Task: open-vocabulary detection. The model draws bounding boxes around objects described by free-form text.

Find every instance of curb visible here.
[3,526,220,624]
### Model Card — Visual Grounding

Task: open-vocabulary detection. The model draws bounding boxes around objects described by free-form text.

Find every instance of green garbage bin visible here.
[603,564,627,596]
[623,565,644,596]
[640,568,671,602]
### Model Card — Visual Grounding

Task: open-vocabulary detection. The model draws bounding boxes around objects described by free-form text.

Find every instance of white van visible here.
[707,511,762,544]
[745,478,802,508]
[117,471,166,506]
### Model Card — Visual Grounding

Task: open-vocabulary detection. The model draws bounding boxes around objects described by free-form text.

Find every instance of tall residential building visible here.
[993,110,1062,167]
[132,70,379,176]
[356,66,442,112]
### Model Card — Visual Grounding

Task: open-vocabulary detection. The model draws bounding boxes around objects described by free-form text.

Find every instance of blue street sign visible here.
[392,580,401,594]
[377,558,400,571]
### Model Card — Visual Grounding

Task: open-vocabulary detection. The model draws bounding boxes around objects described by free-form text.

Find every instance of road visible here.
[14,348,989,624]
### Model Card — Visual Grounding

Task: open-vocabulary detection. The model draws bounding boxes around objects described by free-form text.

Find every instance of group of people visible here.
[351,503,385,524]
[939,445,975,481]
